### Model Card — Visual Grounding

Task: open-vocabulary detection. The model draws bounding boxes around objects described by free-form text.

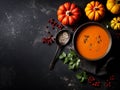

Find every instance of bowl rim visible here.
[73,22,112,61]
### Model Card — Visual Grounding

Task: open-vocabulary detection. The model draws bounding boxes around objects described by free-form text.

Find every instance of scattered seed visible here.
[97,35,102,44]
[84,35,89,43]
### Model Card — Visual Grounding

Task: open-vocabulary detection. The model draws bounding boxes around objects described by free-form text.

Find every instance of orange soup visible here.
[76,25,111,61]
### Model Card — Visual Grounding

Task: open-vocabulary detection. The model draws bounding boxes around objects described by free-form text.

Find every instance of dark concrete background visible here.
[0,0,120,89]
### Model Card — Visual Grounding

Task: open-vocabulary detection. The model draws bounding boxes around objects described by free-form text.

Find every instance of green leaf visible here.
[59,52,66,59]
[76,73,82,79]
[83,72,87,79]
[76,59,80,66]
[68,63,75,70]
[63,57,69,64]
[70,50,76,56]
[80,77,85,83]
[69,57,73,61]
[68,53,73,58]
[69,61,74,65]
[76,71,87,83]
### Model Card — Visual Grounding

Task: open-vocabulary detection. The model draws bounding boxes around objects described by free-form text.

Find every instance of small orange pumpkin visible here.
[57,2,81,26]
[85,1,105,21]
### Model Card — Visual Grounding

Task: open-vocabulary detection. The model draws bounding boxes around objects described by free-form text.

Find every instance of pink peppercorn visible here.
[105,81,111,88]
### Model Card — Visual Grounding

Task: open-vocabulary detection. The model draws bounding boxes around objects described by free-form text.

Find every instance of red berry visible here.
[109,75,115,81]
[105,81,111,88]
[48,20,51,23]
[52,22,57,26]
[56,24,59,27]
[42,38,47,43]
[88,76,95,83]
[95,81,101,87]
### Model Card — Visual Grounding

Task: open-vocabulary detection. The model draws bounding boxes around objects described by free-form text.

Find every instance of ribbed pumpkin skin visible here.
[85,1,105,21]
[111,17,120,30]
[57,2,81,26]
[106,0,120,14]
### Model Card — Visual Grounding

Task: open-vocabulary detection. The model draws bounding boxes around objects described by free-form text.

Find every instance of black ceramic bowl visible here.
[73,22,112,61]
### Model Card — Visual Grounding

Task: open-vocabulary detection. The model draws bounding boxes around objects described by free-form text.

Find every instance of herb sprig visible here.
[59,49,88,82]
[76,71,87,83]
[59,49,80,70]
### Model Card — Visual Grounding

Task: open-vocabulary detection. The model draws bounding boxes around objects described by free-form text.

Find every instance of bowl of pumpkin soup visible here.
[73,22,112,61]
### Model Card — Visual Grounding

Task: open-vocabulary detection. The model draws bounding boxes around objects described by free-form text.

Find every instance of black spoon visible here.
[49,30,72,70]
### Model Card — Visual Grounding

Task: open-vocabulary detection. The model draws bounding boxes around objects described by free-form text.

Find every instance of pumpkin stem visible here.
[116,0,120,4]
[66,11,72,16]
[94,7,99,11]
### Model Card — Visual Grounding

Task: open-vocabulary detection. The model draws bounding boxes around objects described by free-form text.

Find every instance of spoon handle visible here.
[49,46,61,70]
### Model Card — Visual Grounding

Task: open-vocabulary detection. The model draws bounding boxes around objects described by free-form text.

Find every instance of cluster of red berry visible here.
[41,18,65,45]
[87,74,115,88]
[105,75,115,88]
[88,76,101,87]
[42,35,54,45]
[47,18,64,30]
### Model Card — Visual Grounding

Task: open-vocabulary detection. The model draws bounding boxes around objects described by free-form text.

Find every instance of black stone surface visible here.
[0,0,120,89]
